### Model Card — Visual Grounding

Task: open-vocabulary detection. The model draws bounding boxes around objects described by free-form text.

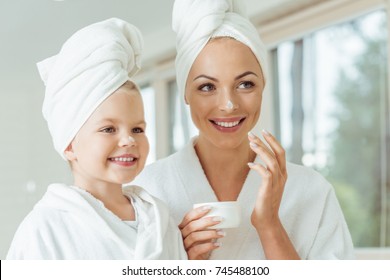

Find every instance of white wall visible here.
[0,77,73,257]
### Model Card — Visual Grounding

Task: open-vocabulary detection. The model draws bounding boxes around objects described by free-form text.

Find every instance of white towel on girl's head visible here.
[173,0,268,97]
[37,18,143,160]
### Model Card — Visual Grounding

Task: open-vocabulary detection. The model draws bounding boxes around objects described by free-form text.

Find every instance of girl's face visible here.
[65,82,149,188]
[185,37,265,150]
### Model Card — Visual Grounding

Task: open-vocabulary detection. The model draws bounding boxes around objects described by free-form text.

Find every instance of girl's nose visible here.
[119,135,136,147]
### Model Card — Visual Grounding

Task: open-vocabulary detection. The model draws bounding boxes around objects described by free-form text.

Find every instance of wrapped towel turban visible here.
[173,0,268,97]
[37,18,143,160]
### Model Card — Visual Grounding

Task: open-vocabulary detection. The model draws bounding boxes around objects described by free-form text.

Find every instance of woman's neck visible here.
[194,136,256,201]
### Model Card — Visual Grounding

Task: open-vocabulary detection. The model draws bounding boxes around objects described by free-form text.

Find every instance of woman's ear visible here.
[64,143,77,161]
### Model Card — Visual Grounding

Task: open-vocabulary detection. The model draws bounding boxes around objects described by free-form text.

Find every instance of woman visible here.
[133,0,354,260]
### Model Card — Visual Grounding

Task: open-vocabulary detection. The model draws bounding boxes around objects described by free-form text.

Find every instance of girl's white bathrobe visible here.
[7,184,187,260]
[133,138,355,260]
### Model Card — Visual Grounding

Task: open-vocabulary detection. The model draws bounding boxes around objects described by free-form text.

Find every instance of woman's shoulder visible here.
[285,162,333,194]
[137,146,190,180]
[132,144,196,199]
[286,162,330,182]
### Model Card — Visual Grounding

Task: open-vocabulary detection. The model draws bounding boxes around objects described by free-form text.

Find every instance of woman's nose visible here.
[218,90,238,112]
[118,135,136,147]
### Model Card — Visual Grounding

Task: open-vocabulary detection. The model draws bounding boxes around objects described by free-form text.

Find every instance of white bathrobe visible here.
[6,184,187,260]
[133,138,355,260]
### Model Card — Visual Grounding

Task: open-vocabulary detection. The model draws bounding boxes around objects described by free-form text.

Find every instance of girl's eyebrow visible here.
[134,120,147,126]
[94,118,146,126]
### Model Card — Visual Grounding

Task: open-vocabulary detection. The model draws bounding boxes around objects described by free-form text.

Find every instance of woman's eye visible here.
[132,127,144,133]
[101,127,115,133]
[238,81,255,89]
[198,83,215,92]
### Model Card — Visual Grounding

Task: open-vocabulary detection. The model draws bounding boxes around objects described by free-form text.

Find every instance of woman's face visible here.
[185,37,265,150]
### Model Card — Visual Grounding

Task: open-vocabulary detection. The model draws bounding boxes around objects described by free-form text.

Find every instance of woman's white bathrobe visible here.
[7,184,186,260]
[133,139,355,260]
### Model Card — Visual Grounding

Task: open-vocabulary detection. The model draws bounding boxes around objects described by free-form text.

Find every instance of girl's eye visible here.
[238,81,255,89]
[198,83,216,92]
[101,127,115,133]
[132,127,144,133]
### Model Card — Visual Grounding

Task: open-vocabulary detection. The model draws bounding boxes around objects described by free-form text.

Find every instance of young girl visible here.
[6,18,187,260]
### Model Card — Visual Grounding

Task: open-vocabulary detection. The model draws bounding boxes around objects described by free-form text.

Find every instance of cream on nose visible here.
[119,135,136,147]
[226,100,234,110]
[128,136,135,143]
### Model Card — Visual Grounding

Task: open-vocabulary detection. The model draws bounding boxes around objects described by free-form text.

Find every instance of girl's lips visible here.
[108,154,137,167]
[209,117,246,132]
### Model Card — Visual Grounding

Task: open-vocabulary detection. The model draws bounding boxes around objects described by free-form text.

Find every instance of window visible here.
[140,85,156,164]
[168,80,198,154]
[273,10,389,247]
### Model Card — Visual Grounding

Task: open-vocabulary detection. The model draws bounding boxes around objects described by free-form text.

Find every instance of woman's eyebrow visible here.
[193,74,218,82]
[193,71,258,82]
[235,71,258,80]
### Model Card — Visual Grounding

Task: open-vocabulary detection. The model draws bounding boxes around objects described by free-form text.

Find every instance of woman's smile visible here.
[209,116,246,132]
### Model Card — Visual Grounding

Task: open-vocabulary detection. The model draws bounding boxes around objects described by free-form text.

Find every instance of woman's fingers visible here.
[248,134,280,180]
[247,162,272,195]
[181,216,223,238]
[179,205,212,229]
[261,130,287,177]
[248,131,274,158]
[184,229,225,249]
[187,241,221,260]
[179,207,225,259]
[248,130,286,181]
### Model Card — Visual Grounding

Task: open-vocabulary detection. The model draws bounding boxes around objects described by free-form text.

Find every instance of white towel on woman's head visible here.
[173,0,268,97]
[37,18,143,160]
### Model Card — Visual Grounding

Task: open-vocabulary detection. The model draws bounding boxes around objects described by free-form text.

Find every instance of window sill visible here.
[354,248,390,260]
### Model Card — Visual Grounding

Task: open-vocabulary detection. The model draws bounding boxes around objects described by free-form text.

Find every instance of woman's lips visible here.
[209,117,246,132]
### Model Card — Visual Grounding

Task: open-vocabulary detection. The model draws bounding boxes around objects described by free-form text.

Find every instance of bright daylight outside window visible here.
[273,10,389,247]
[140,86,156,164]
[168,81,198,154]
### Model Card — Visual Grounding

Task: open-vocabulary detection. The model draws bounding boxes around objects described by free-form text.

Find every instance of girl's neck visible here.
[73,178,122,202]
[73,177,135,221]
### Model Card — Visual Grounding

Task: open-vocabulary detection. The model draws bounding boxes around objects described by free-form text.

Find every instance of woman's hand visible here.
[247,130,287,231]
[179,206,225,260]
[247,130,299,259]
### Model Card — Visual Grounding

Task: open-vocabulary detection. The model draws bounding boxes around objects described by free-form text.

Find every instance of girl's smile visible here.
[108,153,138,167]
